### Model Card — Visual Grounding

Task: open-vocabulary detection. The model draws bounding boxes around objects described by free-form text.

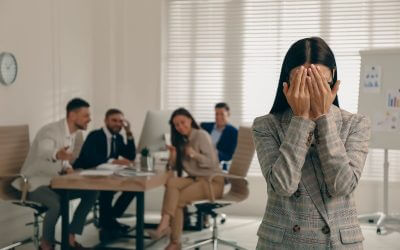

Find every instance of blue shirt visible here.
[210,124,224,146]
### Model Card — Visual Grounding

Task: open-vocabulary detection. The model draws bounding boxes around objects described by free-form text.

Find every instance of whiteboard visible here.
[358,48,400,150]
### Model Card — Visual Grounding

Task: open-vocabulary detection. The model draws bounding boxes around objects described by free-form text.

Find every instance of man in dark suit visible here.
[200,102,238,170]
[74,108,136,242]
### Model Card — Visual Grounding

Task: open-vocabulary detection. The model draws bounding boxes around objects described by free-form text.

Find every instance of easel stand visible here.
[358,149,400,234]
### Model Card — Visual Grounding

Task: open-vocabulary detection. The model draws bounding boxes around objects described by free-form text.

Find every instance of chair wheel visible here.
[195,247,200,250]
[377,227,381,234]
[220,218,226,224]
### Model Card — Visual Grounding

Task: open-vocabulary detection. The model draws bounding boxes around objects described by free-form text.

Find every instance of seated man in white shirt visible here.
[12,98,97,250]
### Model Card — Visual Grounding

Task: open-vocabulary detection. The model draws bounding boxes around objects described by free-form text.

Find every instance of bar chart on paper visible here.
[387,89,400,108]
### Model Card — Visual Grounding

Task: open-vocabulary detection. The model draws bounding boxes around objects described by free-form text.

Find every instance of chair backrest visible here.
[228,126,255,177]
[223,126,255,201]
[0,125,30,200]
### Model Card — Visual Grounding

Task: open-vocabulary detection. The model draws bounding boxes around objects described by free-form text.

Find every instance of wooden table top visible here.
[51,165,172,192]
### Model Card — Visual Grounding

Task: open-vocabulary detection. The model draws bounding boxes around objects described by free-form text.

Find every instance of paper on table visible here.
[96,163,127,171]
[80,170,114,176]
[115,169,155,177]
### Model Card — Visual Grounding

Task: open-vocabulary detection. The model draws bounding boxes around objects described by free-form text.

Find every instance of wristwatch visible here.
[126,132,134,140]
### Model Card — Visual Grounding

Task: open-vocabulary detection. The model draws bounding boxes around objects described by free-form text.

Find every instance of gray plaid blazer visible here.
[252,105,370,250]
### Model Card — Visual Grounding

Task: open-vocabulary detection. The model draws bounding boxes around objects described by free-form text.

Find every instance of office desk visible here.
[51,166,171,250]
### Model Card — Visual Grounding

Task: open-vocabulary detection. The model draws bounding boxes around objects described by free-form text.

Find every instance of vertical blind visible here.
[163,0,400,180]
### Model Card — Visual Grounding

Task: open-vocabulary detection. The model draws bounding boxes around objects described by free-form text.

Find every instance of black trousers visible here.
[99,191,136,228]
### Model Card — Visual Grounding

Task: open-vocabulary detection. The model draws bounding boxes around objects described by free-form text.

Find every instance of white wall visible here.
[92,0,162,139]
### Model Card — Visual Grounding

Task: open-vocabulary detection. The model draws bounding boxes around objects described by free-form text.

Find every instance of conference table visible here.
[51,163,171,250]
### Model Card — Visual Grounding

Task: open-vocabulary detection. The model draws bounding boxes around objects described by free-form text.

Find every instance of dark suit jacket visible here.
[200,122,238,162]
[74,128,136,169]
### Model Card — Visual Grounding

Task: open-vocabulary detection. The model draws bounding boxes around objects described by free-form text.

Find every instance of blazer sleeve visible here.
[252,115,316,196]
[74,132,108,169]
[192,131,218,169]
[217,126,238,161]
[37,134,58,163]
[118,136,136,161]
[315,112,370,197]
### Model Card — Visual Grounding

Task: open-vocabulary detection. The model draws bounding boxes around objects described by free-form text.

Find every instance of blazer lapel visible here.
[280,108,340,225]
[301,160,330,224]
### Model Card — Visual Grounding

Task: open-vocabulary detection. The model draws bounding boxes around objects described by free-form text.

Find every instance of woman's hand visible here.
[167,145,177,164]
[283,66,310,119]
[185,146,196,159]
[307,64,340,119]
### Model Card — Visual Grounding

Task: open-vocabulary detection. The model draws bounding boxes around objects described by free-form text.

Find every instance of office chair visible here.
[183,160,232,231]
[183,126,255,250]
[0,125,47,250]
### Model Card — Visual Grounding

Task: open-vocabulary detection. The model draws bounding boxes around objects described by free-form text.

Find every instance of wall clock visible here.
[0,52,18,85]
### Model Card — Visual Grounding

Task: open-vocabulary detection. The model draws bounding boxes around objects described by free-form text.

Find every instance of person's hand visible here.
[122,119,132,133]
[167,145,176,154]
[167,145,177,163]
[185,146,196,159]
[283,66,310,119]
[112,158,132,166]
[56,147,73,161]
[307,64,340,120]
[64,167,74,175]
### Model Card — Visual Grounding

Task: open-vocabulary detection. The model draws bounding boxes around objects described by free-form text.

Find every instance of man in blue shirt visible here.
[201,102,238,170]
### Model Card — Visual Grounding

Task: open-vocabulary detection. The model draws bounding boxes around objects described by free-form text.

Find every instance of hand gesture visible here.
[122,119,132,133]
[56,147,73,161]
[307,64,340,119]
[185,146,196,158]
[283,66,310,119]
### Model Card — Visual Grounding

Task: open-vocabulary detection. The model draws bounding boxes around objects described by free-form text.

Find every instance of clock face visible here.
[0,52,18,85]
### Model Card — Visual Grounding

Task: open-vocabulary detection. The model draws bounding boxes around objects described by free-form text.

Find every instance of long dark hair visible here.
[169,108,200,177]
[270,37,339,114]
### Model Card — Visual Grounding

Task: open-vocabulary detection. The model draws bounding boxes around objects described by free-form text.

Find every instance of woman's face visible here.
[289,63,333,86]
[172,115,193,136]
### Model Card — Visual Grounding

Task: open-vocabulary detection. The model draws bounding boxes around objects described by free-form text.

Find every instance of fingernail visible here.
[317,65,320,69]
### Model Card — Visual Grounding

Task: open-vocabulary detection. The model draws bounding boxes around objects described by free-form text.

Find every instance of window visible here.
[163,0,400,179]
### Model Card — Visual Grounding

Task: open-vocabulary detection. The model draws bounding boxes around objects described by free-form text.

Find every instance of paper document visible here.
[115,169,155,177]
[96,163,127,171]
[80,170,114,176]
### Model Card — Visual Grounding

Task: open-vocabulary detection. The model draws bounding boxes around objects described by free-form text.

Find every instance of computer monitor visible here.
[137,110,173,153]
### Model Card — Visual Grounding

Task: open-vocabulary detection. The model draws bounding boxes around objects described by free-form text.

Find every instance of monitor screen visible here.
[137,110,173,153]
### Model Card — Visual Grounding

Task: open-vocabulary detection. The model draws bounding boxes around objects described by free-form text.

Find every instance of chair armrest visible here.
[0,173,29,203]
[206,172,247,202]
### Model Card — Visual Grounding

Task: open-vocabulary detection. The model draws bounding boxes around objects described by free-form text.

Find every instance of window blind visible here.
[163,0,400,179]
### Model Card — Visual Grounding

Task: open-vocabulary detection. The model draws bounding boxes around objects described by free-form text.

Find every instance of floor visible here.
[13,213,400,250]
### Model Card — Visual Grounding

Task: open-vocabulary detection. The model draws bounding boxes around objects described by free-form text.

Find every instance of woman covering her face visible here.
[252,37,371,249]
[148,108,224,250]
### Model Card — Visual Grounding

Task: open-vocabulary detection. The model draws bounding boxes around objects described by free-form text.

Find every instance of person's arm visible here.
[73,132,108,169]
[189,132,218,169]
[38,136,59,163]
[315,113,370,197]
[118,134,136,161]
[217,127,238,161]
[252,115,316,196]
